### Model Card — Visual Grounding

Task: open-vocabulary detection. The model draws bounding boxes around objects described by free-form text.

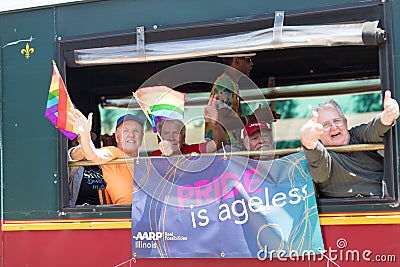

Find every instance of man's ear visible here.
[232,57,240,66]
[114,130,119,143]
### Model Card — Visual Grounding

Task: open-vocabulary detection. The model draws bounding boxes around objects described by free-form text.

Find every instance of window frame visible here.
[57,0,398,213]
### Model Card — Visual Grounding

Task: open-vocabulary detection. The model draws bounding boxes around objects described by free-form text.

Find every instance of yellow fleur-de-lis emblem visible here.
[20,43,35,59]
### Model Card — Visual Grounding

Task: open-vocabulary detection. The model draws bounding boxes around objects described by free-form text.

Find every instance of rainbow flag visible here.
[45,61,78,140]
[134,86,186,132]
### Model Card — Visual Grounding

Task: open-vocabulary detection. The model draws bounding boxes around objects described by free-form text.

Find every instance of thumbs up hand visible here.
[381,90,399,126]
[300,111,324,150]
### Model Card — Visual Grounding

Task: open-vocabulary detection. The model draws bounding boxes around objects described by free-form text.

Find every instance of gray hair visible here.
[313,99,345,119]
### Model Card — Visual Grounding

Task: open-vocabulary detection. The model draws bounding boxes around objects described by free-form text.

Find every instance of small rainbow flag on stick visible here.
[45,61,78,140]
[134,86,186,132]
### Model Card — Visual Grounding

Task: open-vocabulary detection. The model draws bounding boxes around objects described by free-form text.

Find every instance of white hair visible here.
[313,99,345,119]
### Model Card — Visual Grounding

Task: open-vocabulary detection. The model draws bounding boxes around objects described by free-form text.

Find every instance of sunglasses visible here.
[240,57,253,62]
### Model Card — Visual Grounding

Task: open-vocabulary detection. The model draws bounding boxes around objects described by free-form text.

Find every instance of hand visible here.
[68,108,92,136]
[204,95,218,124]
[251,104,275,123]
[381,90,399,125]
[300,111,324,150]
[159,140,174,156]
[271,108,281,121]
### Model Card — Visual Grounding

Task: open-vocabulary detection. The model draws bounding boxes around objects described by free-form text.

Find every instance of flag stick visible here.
[133,92,163,141]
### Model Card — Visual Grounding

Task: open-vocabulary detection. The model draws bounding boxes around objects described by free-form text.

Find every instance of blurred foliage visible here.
[273,100,298,119]
[351,92,382,113]
[276,140,301,149]
[241,99,298,120]
[102,109,121,134]
[99,108,148,134]
[241,102,257,115]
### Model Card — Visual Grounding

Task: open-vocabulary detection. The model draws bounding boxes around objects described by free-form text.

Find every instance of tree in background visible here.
[101,109,123,134]
[100,108,147,134]
[352,93,382,113]
[273,100,299,149]
[274,99,298,119]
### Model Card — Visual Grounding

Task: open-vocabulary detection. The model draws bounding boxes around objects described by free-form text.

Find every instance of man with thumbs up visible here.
[300,91,399,198]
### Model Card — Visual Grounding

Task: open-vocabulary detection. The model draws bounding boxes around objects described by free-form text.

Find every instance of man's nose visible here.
[330,123,339,130]
[164,134,174,141]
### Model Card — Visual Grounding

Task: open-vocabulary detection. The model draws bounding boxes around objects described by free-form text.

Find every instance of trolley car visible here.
[1,0,399,266]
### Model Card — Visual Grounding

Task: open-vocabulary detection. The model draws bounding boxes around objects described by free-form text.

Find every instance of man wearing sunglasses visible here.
[300,91,399,198]
[205,53,277,150]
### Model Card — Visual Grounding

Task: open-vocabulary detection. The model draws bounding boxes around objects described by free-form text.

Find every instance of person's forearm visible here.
[303,142,331,183]
[353,115,391,143]
[217,111,246,130]
[69,145,85,161]
[79,131,100,162]
[211,122,227,150]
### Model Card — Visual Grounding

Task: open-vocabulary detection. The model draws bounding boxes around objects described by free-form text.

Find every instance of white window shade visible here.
[74,21,384,66]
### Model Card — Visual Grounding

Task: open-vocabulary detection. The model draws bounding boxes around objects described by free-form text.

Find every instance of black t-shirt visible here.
[76,166,106,205]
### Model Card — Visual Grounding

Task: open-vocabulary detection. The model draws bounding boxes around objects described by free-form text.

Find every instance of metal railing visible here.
[68,143,384,166]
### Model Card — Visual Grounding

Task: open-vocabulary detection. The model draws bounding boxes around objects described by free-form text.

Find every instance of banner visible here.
[132,152,324,258]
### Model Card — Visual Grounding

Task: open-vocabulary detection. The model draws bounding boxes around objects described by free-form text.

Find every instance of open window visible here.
[58,0,398,212]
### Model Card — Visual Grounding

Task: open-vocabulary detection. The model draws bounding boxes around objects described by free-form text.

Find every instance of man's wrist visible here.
[68,145,81,161]
[301,140,318,150]
[380,113,395,126]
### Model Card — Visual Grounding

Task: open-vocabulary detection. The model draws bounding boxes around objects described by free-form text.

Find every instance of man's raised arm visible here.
[68,108,115,164]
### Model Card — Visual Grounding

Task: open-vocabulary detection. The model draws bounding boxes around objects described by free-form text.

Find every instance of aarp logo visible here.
[133,231,163,241]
